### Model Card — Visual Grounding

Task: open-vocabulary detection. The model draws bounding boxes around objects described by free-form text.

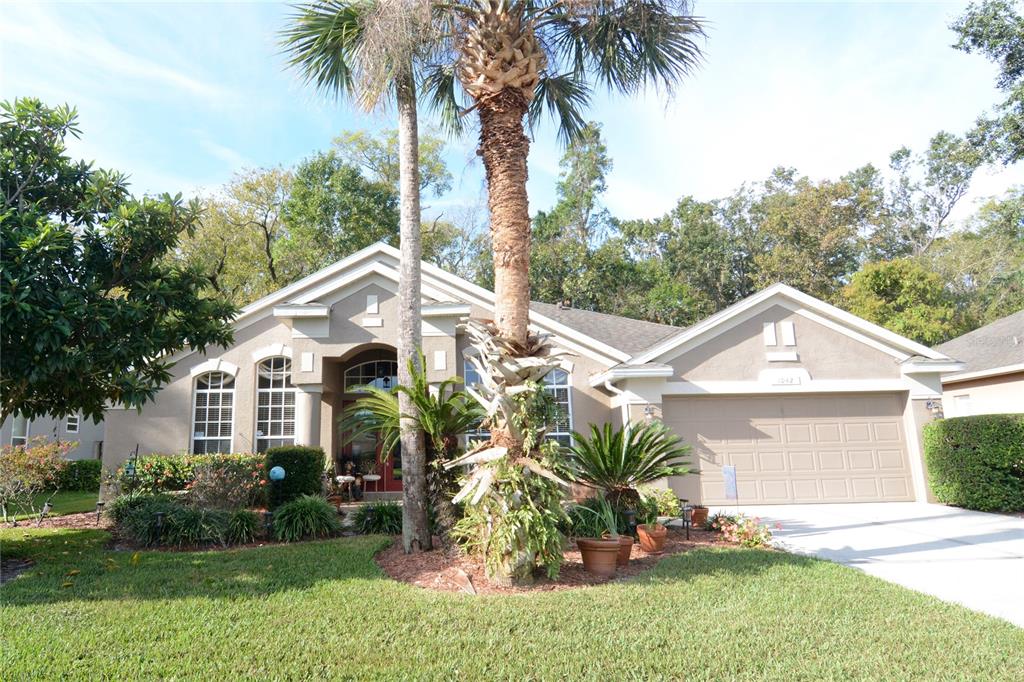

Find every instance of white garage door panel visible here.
[665,393,913,504]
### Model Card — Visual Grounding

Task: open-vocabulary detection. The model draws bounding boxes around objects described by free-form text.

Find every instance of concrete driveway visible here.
[718,503,1024,627]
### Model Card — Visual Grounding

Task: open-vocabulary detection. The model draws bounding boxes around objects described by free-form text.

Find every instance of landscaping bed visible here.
[377,525,727,594]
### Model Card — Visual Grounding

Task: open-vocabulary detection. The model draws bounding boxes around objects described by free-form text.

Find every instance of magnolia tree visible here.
[0,437,72,522]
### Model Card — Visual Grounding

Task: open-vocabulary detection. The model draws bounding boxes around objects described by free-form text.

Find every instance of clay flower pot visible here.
[616,535,634,566]
[637,523,668,553]
[690,506,709,529]
[577,538,620,577]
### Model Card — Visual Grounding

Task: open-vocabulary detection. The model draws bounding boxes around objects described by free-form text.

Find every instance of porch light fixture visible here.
[36,501,53,527]
[681,501,693,541]
[643,404,656,421]
[95,501,105,524]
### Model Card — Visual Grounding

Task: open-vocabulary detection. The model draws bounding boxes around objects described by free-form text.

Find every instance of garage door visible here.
[663,393,913,504]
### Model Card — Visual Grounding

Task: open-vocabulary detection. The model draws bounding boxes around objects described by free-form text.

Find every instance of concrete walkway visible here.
[717,502,1024,628]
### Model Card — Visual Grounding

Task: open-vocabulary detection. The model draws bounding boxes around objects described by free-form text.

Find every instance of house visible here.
[935,309,1024,418]
[0,412,105,460]
[102,242,965,505]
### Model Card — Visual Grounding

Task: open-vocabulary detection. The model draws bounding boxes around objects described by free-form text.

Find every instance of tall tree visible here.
[333,128,453,196]
[281,0,436,552]
[953,0,1024,164]
[0,98,234,421]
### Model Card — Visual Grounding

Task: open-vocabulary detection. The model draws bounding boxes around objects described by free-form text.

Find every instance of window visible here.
[65,414,80,434]
[462,360,573,446]
[192,371,235,454]
[256,357,295,452]
[10,414,28,447]
[344,360,398,393]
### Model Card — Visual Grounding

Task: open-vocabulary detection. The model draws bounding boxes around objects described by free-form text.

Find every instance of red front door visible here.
[340,401,402,492]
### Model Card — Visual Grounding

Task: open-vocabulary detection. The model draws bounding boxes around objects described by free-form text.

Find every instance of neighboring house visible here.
[0,412,105,460]
[935,309,1024,418]
[103,242,965,505]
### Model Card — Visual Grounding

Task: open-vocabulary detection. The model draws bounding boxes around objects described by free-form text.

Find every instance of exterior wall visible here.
[942,371,1024,418]
[0,413,104,460]
[669,305,900,382]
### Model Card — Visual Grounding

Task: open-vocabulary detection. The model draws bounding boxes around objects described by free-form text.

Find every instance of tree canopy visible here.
[0,98,235,422]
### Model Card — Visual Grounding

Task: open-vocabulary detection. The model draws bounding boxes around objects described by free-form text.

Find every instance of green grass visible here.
[5,490,98,521]
[2,528,1022,680]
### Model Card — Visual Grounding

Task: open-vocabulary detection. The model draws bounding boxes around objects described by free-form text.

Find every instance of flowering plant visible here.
[710,513,777,548]
[0,437,73,521]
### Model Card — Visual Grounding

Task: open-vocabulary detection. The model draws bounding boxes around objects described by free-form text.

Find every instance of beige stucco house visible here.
[103,242,965,504]
[936,309,1024,418]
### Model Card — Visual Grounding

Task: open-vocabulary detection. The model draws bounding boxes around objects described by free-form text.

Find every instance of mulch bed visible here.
[3,511,113,531]
[376,527,728,595]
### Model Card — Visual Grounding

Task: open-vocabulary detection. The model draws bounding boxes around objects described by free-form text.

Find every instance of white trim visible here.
[433,350,447,371]
[254,356,297,452]
[630,282,949,365]
[662,378,910,395]
[361,317,384,327]
[780,320,796,346]
[65,414,80,434]
[189,358,240,378]
[901,360,967,375]
[251,344,293,362]
[589,364,674,387]
[766,351,799,362]
[366,294,378,315]
[762,322,777,346]
[941,363,1024,384]
[901,395,930,503]
[272,303,329,319]
[422,304,471,317]
[300,352,315,373]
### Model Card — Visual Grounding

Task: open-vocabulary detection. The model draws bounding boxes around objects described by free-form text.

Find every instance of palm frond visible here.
[279,1,368,98]
[567,420,691,495]
[421,63,467,136]
[528,72,591,144]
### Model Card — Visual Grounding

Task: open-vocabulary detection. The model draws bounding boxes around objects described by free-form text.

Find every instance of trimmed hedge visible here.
[923,414,1024,512]
[53,459,102,491]
[265,446,325,509]
[116,453,264,494]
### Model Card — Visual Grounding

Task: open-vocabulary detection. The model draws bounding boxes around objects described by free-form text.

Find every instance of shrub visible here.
[54,459,102,491]
[116,453,265,495]
[188,458,266,510]
[710,513,775,548]
[923,415,1024,512]
[121,496,187,546]
[108,491,171,524]
[265,446,325,509]
[273,495,340,542]
[165,507,229,548]
[0,437,71,521]
[638,485,681,517]
[227,509,260,545]
[350,501,403,535]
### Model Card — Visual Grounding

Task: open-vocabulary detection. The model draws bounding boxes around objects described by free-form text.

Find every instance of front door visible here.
[339,401,402,492]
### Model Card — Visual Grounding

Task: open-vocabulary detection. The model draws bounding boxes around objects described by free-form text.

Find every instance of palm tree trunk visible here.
[479,90,532,348]
[396,70,431,553]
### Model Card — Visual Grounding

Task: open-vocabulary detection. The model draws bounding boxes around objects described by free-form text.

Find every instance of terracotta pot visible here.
[691,506,709,528]
[577,538,620,577]
[637,523,667,554]
[616,535,634,566]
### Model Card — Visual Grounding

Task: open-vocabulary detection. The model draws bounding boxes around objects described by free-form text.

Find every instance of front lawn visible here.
[5,490,98,521]
[2,529,1022,680]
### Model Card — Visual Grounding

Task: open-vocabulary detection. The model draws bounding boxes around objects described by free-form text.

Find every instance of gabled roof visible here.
[627,282,952,365]
[935,309,1024,381]
[529,301,681,356]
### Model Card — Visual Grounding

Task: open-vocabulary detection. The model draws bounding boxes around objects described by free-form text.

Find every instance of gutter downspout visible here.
[604,379,632,427]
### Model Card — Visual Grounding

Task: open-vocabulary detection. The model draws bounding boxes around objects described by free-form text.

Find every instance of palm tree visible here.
[280,0,438,552]
[425,0,706,346]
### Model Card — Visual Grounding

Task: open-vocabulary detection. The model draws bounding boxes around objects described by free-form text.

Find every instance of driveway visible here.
[719,503,1024,627]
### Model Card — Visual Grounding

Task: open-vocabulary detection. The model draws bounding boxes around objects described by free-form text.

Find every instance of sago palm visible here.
[568,421,691,510]
[280,0,439,551]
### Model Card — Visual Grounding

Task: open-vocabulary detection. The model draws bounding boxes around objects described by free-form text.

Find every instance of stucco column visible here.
[294,385,323,448]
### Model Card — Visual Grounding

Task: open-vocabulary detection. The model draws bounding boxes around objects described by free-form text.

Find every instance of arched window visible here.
[256,357,295,452]
[192,372,234,454]
[462,361,573,446]
[344,360,398,393]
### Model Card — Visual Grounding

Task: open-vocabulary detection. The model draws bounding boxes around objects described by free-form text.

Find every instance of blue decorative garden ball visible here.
[269,466,286,482]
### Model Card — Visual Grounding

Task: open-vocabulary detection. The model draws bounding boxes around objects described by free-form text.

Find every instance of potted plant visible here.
[636,508,668,554]
[690,504,709,529]
[574,498,623,578]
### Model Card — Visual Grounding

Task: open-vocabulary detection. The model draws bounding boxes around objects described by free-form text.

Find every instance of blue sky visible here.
[2,0,1021,224]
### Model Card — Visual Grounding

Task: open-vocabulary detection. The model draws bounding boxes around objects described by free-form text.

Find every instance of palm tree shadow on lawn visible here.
[1,528,822,608]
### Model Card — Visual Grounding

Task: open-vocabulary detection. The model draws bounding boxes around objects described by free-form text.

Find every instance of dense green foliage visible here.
[923,414,1024,512]
[272,495,341,542]
[226,509,260,545]
[163,507,231,548]
[3,528,1023,679]
[120,495,187,546]
[0,98,234,422]
[264,446,325,509]
[53,459,102,492]
[116,453,264,496]
[568,421,691,510]
[349,500,403,535]
[112,493,261,547]
[0,437,70,520]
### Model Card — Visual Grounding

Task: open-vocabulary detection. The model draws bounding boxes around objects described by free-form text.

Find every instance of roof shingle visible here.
[529,301,683,356]
[935,309,1024,376]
